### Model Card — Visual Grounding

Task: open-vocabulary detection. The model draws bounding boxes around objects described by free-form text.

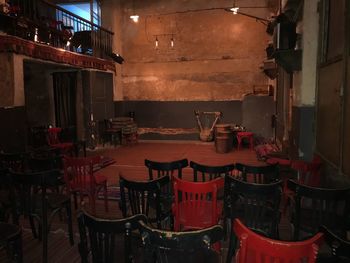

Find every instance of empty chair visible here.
[232,218,324,263]
[47,127,75,155]
[63,156,109,214]
[236,131,254,150]
[119,175,171,229]
[145,159,188,180]
[77,209,147,263]
[139,220,223,263]
[287,180,350,241]
[224,175,283,263]
[235,163,279,184]
[172,176,224,231]
[317,225,350,263]
[11,169,74,263]
[190,161,235,182]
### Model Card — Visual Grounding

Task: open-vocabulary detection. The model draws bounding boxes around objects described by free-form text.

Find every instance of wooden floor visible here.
[0,140,283,263]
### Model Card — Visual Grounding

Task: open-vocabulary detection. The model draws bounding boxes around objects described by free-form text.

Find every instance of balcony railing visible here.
[1,0,113,60]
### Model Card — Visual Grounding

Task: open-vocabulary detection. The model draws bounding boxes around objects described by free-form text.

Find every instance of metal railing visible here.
[6,0,113,60]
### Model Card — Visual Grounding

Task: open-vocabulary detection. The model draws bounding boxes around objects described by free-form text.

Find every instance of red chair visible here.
[236,132,254,150]
[172,176,224,231]
[63,156,108,214]
[47,127,74,155]
[232,218,324,263]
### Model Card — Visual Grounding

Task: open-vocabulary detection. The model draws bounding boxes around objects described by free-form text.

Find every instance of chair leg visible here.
[226,231,237,263]
[29,216,38,239]
[65,202,74,246]
[104,184,109,212]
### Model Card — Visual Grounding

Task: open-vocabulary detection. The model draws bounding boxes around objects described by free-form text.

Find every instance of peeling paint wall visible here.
[102,0,274,101]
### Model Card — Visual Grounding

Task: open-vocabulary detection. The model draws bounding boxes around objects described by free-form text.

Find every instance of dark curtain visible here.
[53,72,77,128]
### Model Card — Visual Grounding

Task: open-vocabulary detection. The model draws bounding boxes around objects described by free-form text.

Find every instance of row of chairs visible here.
[77,208,350,263]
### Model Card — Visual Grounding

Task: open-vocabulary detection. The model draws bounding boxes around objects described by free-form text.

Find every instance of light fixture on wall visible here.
[230,0,239,15]
[170,35,174,48]
[130,0,139,23]
[155,36,159,48]
[154,34,175,49]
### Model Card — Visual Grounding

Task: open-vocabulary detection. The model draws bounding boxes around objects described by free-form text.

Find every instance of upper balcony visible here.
[0,0,115,71]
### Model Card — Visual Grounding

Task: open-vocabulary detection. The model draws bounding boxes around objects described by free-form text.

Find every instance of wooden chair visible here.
[224,175,283,263]
[232,218,324,263]
[317,225,350,262]
[287,180,350,241]
[145,159,188,180]
[190,161,235,182]
[77,209,147,263]
[235,163,279,184]
[119,175,171,229]
[47,127,75,155]
[172,176,224,231]
[139,220,223,263]
[0,222,23,263]
[102,119,121,147]
[11,169,74,263]
[0,152,27,172]
[63,156,109,214]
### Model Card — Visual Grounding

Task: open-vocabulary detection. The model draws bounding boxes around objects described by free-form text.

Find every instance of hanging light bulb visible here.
[170,36,174,48]
[155,36,159,48]
[230,0,239,15]
[130,14,139,23]
[130,0,139,23]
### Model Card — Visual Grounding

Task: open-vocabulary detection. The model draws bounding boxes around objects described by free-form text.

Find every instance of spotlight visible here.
[110,53,124,64]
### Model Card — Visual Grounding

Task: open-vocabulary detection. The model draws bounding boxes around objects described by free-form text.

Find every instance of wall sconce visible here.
[154,34,175,49]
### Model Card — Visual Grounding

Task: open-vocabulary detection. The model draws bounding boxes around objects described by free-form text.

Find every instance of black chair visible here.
[317,225,350,263]
[235,163,279,183]
[119,176,171,229]
[11,169,74,263]
[0,167,17,223]
[287,180,350,241]
[190,161,235,182]
[0,222,23,263]
[0,152,27,172]
[224,175,283,263]
[145,159,188,180]
[102,119,122,147]
[139,220,223,263]
[78,209,147,263]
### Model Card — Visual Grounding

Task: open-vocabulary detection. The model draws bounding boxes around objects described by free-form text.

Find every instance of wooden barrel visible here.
[215,136,231,153]
[215,124,231,137]
[217,130,233,150]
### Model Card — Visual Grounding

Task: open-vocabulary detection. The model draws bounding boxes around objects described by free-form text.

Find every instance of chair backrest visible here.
[190,161,235,182]
[0,152,27,172]
[63,156,100,192]
[224,175,282,238]
[145,159,188,180]
[119,175,169,229]
[319,225,350,262]
[47,127,62,145]
[139,220,223,263]
[288,179,350,240]
[173,176,224,230]
[11,169,62,216]
[77,210,147,263]
[290,156,322,187]
[233,219,324,263]
[235,163,279,183]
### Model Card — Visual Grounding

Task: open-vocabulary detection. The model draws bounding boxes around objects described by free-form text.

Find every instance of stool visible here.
[236,132,254,150]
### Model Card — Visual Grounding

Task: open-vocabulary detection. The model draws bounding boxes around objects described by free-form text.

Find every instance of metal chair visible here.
[78,209,147,263]
[139,220,223,263]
